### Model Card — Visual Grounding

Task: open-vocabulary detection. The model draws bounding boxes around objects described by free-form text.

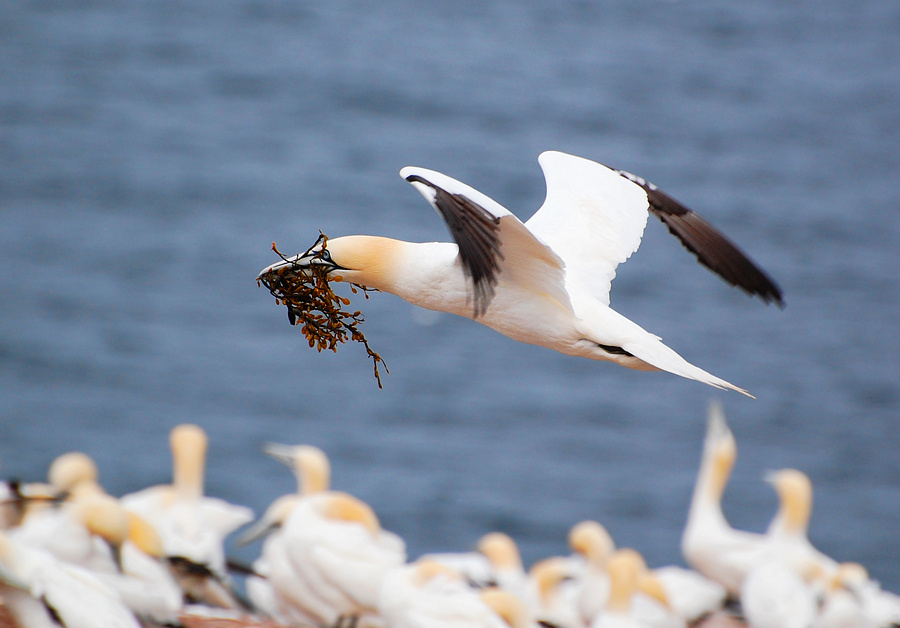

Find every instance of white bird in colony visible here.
[377,559,509,628]
[267,490,406,626]
[739,470,841,628]
[814,564,879,628]
[238,443,331,546]
[481,588,545,628]
[569,519,616,623]
[477,532,532,602]
[0,528,142,628]
[415,531,526,593]
[260,151,782,394]
[682,402,767,595]
[15,476,184,626]
[741,559,818,628]
[590,549,678,628]
[650,566,725,624]
[12,492,122,575]
[416,547,496,589]
[240,443,333,623]
[528,557,584,628]
[120,424,254,608]
[827,563,900,628]
[762,469,838,580]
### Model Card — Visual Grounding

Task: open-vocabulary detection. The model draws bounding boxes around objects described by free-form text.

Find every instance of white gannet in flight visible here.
[260,151,782,394]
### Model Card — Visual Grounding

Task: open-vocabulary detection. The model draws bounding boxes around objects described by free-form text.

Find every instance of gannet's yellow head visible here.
[170,424,207,499]
[478,532,523,573]
[529,557,573,604]
[704,401,737,499]
[48,452,101,498]
[480,588,531,628]
[833,562,869,592]
[569,520,615,566]
[317,235,407,291]
[606,548,642,613]
[264,443,331,495]
[767,468,812,534]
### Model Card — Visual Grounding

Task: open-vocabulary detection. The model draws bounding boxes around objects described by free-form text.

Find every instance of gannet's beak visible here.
[262,442,296,468]
[257,250,314,280]
[235,517,281,547]
[257,240,341,280]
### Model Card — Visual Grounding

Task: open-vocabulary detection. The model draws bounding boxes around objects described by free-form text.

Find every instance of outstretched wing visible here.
[526,151,651,306]
[400,165,567,318]
[616,170,784,307]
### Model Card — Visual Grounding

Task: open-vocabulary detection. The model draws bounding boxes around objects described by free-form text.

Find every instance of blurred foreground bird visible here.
[260,151,783,394]
[121,424,253,609]
[682,402,768,595]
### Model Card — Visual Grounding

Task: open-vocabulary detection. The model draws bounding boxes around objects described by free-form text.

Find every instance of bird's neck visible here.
[327,236,468,313]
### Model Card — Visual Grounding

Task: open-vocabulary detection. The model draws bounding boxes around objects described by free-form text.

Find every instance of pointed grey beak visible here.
[235,517,281,547]
[256,250,317,281]
[263,442,298,469]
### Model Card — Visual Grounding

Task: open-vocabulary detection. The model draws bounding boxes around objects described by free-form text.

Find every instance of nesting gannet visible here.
[0,528,142,628]
[528,557,584,628]
[650,566,725,624]
[569,520,616,623]
[829,563,900,627]
[481,588,544,628]
[12,493,121,574]
[261,151,782,394]
[377,559,508,628]
[815,564,879,628]
[741,559,818,628]
[478,532,531,602]
[120,424,253,608]
[268,491,406,626]
[681,402,767,595]
[239,443,333,623]
[590,549,676,628]
[763,469,838,579]
[416,547,497,589]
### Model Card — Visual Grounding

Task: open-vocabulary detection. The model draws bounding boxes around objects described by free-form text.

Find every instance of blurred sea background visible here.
[2,0,899,590]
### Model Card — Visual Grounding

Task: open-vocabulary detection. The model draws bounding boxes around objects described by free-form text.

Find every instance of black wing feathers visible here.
[617,170,785,307]
[405,175,503,317]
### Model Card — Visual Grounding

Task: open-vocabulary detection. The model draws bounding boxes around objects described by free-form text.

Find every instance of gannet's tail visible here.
[623,335,754,397]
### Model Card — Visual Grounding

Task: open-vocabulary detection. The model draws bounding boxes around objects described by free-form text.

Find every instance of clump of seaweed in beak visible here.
[257,233,388,388]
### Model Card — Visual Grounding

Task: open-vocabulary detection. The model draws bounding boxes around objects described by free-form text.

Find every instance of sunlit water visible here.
[2,0,899,589]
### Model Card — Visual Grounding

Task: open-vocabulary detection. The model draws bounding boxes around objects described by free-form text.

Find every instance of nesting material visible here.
[257,234,387,387]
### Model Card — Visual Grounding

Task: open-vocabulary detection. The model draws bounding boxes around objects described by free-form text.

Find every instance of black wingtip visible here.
[618,169,786,308]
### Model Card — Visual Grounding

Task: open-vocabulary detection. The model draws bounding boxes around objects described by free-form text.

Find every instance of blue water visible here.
[2,0,899,590]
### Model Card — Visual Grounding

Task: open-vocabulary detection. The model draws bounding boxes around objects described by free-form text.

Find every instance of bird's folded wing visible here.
[401,166,569,318]
[526,151,651,306]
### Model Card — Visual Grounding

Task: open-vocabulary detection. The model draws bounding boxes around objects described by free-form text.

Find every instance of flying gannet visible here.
[260,151,783,394]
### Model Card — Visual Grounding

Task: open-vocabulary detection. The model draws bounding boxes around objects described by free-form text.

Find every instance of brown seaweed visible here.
[257,233,387,388]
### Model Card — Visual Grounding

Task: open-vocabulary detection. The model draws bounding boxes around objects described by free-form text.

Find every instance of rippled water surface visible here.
[2,0,899,588]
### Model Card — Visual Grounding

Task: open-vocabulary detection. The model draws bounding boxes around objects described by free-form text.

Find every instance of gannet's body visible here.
[120,424,253,609]
[240,444,333,624]
[569,520,616,624]
[378,560,510,628]
[261,151,782,394]
[681,403,768,595]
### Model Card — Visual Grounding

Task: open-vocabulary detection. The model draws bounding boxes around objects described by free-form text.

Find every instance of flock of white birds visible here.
[0,404,897,628]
